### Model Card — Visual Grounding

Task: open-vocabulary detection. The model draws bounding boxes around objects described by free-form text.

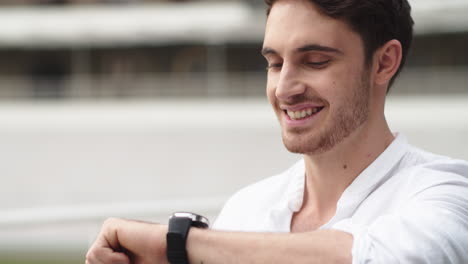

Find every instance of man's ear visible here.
[373,39,403,86]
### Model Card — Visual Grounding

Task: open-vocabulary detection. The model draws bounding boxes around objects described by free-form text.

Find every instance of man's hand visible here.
[86,218,169,264]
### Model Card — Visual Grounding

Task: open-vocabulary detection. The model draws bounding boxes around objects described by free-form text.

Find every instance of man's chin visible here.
[281,130,336,155]
[282,135,316,154]
[284,144,308,154]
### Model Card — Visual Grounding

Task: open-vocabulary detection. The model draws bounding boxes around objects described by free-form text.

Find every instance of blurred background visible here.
[0,0,466,263]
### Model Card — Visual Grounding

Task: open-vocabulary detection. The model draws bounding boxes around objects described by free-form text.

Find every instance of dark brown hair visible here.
[265,0,414,91]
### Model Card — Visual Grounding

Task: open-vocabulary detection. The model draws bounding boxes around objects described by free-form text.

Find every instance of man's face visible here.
[263,0,371,155]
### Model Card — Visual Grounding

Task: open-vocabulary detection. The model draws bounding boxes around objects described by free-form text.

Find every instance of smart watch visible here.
[166,212,210,264]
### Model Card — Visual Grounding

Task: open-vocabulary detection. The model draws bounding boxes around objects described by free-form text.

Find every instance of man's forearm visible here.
[187,228,353,264]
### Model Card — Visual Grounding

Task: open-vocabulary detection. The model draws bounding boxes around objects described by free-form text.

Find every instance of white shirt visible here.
[213,134,468,263]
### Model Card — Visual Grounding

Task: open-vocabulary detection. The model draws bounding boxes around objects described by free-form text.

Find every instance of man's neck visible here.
[299,119,394,225]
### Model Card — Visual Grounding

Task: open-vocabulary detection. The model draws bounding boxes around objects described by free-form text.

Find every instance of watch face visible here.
[170,212,210,228]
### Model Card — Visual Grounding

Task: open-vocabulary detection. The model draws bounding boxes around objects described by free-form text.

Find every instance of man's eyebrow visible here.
[296,44,343,54]
[261,44,343,56]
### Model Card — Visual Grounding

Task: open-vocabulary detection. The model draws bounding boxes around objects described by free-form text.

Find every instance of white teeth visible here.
[286,107,322,120]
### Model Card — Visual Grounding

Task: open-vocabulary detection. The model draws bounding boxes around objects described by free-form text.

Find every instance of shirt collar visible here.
[340,133,408,199]
[286,133,409,213]
[286,159,306,212]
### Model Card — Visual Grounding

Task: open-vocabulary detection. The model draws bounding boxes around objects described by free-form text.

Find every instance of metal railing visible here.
[0,197,226,228]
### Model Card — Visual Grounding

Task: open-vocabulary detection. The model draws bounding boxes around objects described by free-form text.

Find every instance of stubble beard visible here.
[281,71,371,155]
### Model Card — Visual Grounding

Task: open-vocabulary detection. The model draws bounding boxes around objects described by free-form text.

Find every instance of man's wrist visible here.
[148,224,170,264]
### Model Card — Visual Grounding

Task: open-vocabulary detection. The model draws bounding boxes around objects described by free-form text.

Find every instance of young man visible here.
[86,0,468,263]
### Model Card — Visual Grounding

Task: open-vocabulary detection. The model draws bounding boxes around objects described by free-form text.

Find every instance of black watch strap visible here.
[167,217,192,264]
[166,213,209,264]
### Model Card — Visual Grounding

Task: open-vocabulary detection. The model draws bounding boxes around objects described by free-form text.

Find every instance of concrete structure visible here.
[0,96,467,259]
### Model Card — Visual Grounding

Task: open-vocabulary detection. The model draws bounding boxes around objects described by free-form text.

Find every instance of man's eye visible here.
[266,63,283,71]
[305,60,330,67]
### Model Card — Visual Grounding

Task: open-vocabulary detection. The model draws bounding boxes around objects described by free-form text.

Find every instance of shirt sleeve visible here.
[211,196,237,230]
[332,172,468,264]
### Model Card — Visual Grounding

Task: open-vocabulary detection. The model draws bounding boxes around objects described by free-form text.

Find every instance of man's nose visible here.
[275,65,306,101]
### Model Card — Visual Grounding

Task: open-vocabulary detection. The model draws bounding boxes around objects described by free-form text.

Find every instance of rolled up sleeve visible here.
[333,177,468,264]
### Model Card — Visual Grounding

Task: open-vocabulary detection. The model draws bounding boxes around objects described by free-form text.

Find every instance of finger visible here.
[86,246,106,264]
[99,218,125,251]
[86,246,131,264]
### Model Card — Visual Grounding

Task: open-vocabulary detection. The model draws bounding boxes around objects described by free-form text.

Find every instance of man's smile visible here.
[279,103,326,128]
[285,106,325,120]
